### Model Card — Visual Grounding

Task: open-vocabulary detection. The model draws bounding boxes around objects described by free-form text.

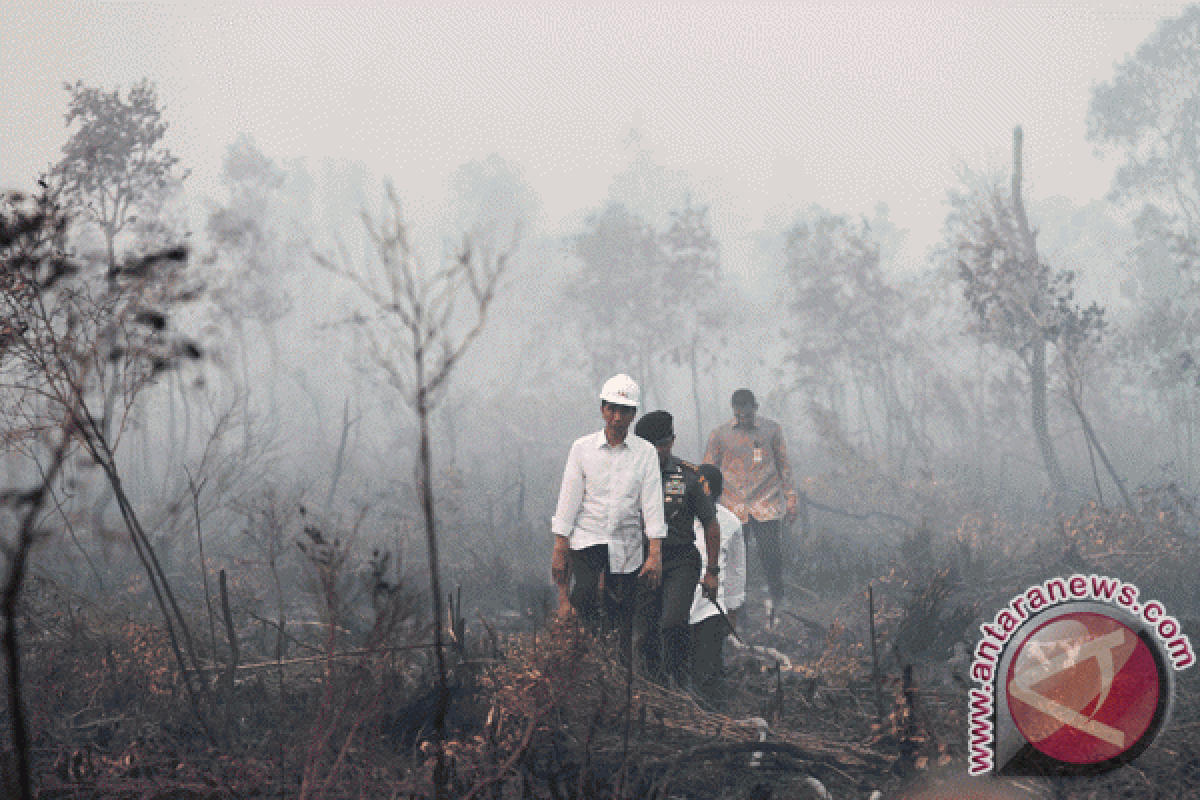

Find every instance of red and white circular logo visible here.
[1006,611,1163,767]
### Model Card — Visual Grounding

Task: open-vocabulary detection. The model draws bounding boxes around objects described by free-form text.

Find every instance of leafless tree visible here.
[315,181,517,799]
[1,182,209,797]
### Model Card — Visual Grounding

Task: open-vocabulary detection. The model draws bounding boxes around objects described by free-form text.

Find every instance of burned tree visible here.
[1089,7,1200,486]
[0,185,75,800]
[316,182,517,799]
[949,128,1070,497]
[949,128,1134,509]
[0,181,203,798]
[47,78,192,528]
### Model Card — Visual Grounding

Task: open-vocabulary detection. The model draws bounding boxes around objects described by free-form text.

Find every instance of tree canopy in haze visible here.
[50,80,187,269]
[1089,6,1200,281]
[1089,7,1200,389]
[568,204,668,394]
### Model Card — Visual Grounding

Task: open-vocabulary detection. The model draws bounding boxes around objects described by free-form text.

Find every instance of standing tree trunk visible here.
[104,224,117,276]
[164,368,178,496]
[1029,336,1067,494]
[322,398,356,517]
[236,320,253,458]
[1012,126,1068,497]
[3,439,69,800]
[315,187,516,800]
[314,190,516,800]
[180,373,192,474]
[1062,360,1137,515]
[417,380,450,800]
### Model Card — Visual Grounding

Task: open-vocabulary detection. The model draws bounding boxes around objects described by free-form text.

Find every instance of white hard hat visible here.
[599,374,640,408]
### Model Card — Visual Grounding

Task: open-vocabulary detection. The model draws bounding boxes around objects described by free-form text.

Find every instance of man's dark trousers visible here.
[746,518,784,604]
[569,545,636,659]
[691,614,730,710]
[636,544,701,686]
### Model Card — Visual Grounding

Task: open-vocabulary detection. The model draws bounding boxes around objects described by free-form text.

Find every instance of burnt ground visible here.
[12,487,1200,800]
[13,569,1200,800]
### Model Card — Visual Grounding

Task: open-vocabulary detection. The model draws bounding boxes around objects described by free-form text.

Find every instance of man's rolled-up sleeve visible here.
[551,442,584,539]
[640,450,667,540]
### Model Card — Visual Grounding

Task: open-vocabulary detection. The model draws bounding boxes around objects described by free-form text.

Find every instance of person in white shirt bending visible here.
[551,374,667,658]
[689,464,746,711]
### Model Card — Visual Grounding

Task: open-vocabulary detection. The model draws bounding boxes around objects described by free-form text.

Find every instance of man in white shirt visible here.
[689,464,746,711]
[551,374,667,656]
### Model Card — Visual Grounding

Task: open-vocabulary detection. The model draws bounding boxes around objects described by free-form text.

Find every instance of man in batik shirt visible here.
[702,389,797,623]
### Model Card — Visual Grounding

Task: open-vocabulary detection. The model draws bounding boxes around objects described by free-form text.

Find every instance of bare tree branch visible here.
[315,181,518,799]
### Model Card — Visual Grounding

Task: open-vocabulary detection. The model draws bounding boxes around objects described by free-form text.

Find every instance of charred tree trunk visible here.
[85,424,215,744]
[323,398,355,517]
[313,189,514,800]
[1012,126,1068,497]
[417,377,450,800]
[236,320,253,458]
[2,439,69,800]
[104,224,117,278]
[164,368,178,495]
[1066,374,1137,515]
[1029,336,1067,494]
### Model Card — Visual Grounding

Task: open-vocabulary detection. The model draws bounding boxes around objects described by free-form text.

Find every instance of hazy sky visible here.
[2,2,1191,286]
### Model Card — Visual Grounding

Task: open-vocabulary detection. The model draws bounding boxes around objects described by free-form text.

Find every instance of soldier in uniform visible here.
[633,410,720,687]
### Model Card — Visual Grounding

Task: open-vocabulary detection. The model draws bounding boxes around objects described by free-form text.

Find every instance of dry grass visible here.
[9,482,1200,798]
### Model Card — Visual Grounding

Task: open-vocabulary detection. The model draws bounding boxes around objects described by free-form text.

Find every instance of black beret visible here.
[634,410,674,444]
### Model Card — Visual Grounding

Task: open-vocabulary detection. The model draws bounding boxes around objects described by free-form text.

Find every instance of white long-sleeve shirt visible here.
[690,503,746,624]
[550,430,667,574]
